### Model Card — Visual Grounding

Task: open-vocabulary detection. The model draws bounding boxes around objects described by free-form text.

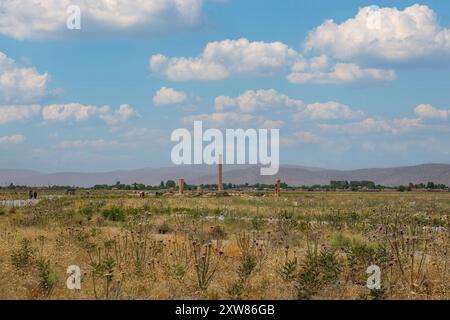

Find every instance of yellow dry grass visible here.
[0,190,448,300]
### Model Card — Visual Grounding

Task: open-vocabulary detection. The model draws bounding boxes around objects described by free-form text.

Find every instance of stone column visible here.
[178,178,185,194]
[218,155,223,194]
[275,179,281,196]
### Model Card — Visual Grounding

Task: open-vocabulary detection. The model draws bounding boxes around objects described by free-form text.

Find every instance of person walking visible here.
[29,190,33,199]
[33,191,38,199]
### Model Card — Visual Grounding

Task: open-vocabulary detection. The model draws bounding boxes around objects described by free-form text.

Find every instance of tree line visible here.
[1,180,447,192]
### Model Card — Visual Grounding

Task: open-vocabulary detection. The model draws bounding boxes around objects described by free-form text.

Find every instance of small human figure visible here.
[33,191,38,199]
[29,190,33,199]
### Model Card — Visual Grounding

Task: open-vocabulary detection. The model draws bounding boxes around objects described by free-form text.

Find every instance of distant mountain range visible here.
[1,164,449,187]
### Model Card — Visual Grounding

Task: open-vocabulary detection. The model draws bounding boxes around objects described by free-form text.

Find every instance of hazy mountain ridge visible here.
[1,164,449,187]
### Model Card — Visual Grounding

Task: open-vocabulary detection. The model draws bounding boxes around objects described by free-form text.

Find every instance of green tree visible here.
[166,180,176,189]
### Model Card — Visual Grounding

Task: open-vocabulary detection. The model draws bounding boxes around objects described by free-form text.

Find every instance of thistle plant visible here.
[192,240,221,291]
[36,258,58,296]
[236,232,268,272]
[164,239,192,279]
[126,219,163,275]
[278,247,298,282]
[87,245,124,300]
[382,214,430,293]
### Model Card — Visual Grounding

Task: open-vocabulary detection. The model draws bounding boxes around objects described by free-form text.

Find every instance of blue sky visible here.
[0,0,449,172]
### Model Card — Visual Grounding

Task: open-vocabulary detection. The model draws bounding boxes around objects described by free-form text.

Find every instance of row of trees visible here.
[398,182,448,192]
[2,181,448,192]
[328,180,448,191]
[92,180,290,191]
[330,180,377,189]
[0,183,74,190]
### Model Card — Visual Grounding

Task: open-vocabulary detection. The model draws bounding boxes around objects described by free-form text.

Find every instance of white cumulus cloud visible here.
[0,105,41,124]
[150,38,299,81]
[415,104,450,120]
[183,112,261,127]
[42,103,137,125]
[215,89,303,113]
[288,62,395,84]
[304,4,450,63]
[99,104,138,125]
[319,117,423,135]
[0,51,49,103]
[153,87,187,106]
[0,134,26,145]
[42,103,106,122]
[0,0,205,40]
[291,102,364,121]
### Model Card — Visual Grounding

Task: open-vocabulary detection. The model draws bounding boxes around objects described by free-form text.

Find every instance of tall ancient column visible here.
[218,155,223,194]
[178,178,185,194]
[275,179,281,196]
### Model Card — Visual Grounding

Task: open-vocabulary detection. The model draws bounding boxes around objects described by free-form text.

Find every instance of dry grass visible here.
[0,190,448,300]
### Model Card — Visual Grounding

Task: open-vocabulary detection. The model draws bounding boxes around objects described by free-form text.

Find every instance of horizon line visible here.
[1,162,449,175]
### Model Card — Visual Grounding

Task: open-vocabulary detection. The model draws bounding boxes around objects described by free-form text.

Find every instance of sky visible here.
[0,0,449,172]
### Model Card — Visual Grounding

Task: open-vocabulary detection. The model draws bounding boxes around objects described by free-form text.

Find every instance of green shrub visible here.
[227,280,244,299]
[296,249,343,299]
[345,243,388,284]
[238,255,257,280]
[37,258,59,295]
[11,239,36,270]
[79,206,94,220]
[101,207,126,222]
[332,233,356,248]
[251,216,266,230]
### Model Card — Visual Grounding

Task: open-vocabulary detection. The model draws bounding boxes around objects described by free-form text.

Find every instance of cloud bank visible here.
[0,0,205,40]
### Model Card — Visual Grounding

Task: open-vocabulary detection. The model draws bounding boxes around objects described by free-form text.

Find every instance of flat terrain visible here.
[0,190,448,300]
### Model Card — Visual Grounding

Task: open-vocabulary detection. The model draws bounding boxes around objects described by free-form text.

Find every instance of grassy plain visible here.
[0,190,448,300]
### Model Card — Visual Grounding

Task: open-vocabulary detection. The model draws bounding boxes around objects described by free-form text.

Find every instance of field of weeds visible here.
[0,190,448,300]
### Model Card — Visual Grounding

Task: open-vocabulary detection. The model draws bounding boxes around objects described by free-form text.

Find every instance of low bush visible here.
[101,207,126,222]
[296,249,343,299]
[11,239,36,270]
